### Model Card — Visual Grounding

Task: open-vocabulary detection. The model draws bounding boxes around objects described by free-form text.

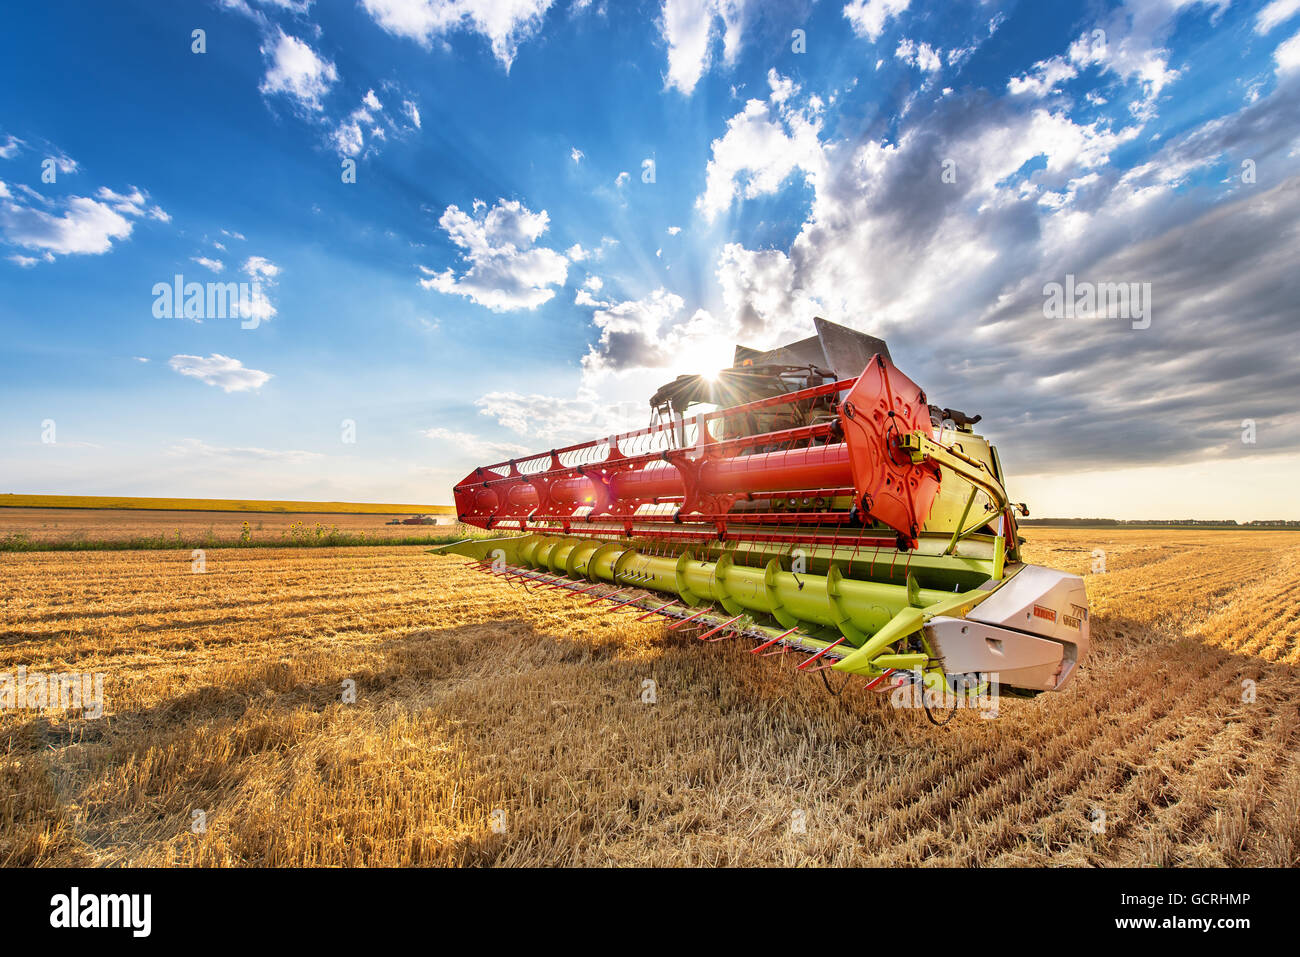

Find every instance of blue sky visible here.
[2,0,1299,518]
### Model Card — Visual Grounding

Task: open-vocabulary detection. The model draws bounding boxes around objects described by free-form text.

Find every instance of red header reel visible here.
[453,354,941,548]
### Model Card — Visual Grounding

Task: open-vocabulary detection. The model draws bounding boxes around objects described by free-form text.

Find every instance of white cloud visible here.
[843,0,910,41]
[896,38,941,72]
[192,256,225,273]
[167,437,319,463]
[580,287,733,375]
[565,237,617,271]
[248,0,315,12]
[1007,3,1222,121]
[330,87,417,156]
[667,225,681,235]
[0,134,24,159]
[947,43,976,68]
[359,0,554,69]
[715,243,799,340]
[332,116,366,155]
[586,290,688,367]
[259,29,338,111]
[708,96,1144,342]
[243,255,281,281]
[421,426,529,459]
[1257,0,1300,34]
[1,184,166,261]
[168,354,273,392]
[1008,55,1080,97]
[475,387,631,442]
[661,0,747,95]
[239,296,276,325]
[236,256,280,323]
[696,70,826,221]
[1277,28,1300,74]
[419,197,569,310]
[95,186,146,214]
[330,89,386,156]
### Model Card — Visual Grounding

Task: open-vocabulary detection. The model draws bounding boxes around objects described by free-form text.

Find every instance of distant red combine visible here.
[386,514,440,525]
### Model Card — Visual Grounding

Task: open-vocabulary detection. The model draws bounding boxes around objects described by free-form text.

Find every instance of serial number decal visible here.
[1033,604,1058,623]
[1062,614,1081,630]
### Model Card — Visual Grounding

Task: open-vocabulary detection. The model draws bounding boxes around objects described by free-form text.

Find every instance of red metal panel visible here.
[837,355,941,546]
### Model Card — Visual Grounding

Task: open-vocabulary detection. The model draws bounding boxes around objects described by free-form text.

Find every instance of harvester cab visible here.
[438,318,1089,722]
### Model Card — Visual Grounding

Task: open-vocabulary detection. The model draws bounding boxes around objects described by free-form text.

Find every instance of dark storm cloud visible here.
[715,66,1300,476]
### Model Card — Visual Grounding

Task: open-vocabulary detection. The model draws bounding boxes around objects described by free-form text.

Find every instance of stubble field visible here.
[0,507,460,545]
[2,527,1299,867]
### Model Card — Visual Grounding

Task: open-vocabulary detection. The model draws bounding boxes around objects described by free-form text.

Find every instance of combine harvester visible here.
[438,319,1088,722]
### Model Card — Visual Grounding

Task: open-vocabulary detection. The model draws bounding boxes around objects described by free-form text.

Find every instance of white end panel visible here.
[925,616,1064,692]
[971,564,1088,641]
[960,564,1090,689]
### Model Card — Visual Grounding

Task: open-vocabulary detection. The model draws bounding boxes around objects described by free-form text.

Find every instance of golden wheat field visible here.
[0,508,460,544]
[3,527,1299,867]
[0,495,453,514]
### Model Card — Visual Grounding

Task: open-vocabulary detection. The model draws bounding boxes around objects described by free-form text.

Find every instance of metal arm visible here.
[898,430,1009,514]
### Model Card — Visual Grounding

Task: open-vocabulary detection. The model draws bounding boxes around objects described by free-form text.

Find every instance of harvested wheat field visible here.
[3,527,1299,867]
[0,508,461,545]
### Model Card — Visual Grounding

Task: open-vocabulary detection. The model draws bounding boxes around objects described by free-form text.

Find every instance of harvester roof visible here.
[733,316,891,380]
[649,317,892,418]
